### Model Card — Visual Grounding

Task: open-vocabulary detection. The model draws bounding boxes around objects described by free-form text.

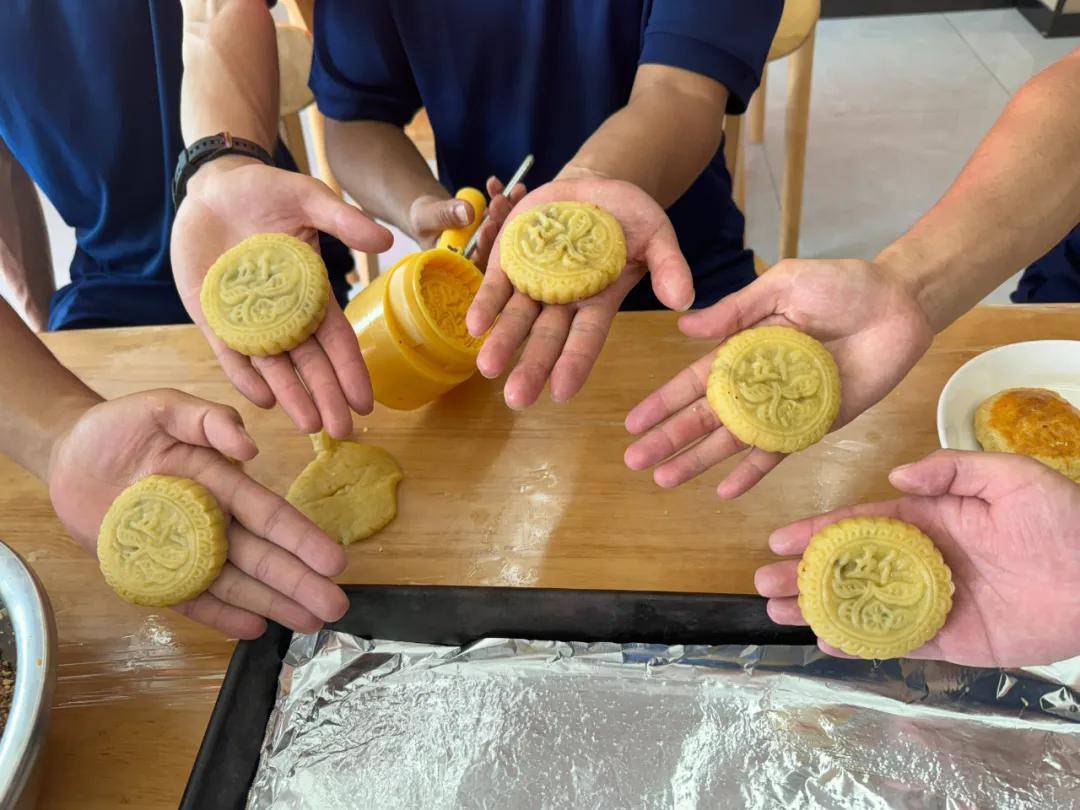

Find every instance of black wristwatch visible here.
[172,132,275,209]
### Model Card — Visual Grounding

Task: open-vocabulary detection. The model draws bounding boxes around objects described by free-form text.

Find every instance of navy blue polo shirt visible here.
[311,0,782,309]
[1013,223,1080,303]
[0,0,350,331]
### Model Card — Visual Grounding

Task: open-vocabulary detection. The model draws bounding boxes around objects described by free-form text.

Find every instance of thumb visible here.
[296,177,394,253]
[645,219,695,311]
[678,272,781,340]
[148,390,259,462]
[888,449,1021,501]
[413,197,474,234]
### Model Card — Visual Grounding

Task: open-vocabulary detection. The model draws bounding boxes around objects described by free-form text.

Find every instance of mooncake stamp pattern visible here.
[418,259,484,350]
[706,326,841,453]
[797,517,954,660]
[499,202,627,304]
[286,432,403,546]
[200,232,330,356]
[975,387,1080,482]
[97,475,228,607]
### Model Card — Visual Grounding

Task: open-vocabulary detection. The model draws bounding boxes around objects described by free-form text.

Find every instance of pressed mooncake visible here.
[797,517,954,660]
[499,201,626,304]
[201,232,330,356]
[98,475,228,607]
[286,432,403,546]
[974,387,1080,482]
[706,326,841,453]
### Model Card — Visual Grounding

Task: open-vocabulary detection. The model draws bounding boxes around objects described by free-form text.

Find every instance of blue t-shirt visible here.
[1013,223,1080,303]
[0,0,350,330]
[310,0,782,309]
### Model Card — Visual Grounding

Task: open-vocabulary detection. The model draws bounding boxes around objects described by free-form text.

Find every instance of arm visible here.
[878,46,1080,331]
[558,64,728,208]
[0,139,55,331]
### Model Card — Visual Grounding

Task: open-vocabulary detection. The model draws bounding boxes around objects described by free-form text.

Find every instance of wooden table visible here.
[2,305,1075,807]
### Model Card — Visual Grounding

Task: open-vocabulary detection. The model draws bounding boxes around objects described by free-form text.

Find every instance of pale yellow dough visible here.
[286,433,403,546]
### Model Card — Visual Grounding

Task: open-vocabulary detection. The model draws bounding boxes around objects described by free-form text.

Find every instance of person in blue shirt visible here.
[308,0,783,409]
[1013,223,1080,303]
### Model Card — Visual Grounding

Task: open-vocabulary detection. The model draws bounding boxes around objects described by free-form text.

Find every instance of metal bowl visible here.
[0,541,56,809]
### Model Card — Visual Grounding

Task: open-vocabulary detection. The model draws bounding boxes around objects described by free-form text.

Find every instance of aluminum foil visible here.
[248,633,1080,809]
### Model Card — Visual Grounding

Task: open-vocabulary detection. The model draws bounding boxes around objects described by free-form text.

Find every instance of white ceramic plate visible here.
[937,340,1080,450]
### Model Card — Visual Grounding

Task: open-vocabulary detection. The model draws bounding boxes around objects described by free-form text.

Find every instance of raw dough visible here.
[201,232,329,356]
[417,255,483,350]
[975,387,1080,482]
[286,433,403,546]
[797,517,954,660]
[499,202,626,304]
[98,475,228,607]
[706,325,841,453]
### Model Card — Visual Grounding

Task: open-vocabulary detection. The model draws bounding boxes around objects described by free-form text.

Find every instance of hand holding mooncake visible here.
[756,449,1080,667]
[467,177,694,409]
[625,258,932,498]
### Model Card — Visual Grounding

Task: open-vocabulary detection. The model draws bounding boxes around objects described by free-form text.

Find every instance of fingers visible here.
[549,306,615,403]
[149,390,258,461]
[754,560,798,598]
[173,592,267,640]
[678,273,781,340]
[466,260,515,337]
[716,449,784,499]
[502,306,573,409]
[289,339,353,439]
[316,304,374,416]
[767,598,809,626]
[296,177,393,254]
[413,196,474,233]
[624,352,714,435]
[208,562,323,634]
[768,499,906,557]
[252,354,322,435]
[475,293,540,378]
[210,340,276,410]
[644,218,694,311]
[228,524,349,623]
[191,455,347,578]
[888,449,1033,502]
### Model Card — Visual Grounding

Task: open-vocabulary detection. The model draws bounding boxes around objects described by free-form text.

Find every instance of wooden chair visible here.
[726,0,819,265]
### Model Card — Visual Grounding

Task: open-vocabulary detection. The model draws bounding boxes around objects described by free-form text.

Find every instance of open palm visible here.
[466,177,694,409]
[171,161,392,436]
[48,389,349,639]
[756,450,1080,667]
[625,259,933,498]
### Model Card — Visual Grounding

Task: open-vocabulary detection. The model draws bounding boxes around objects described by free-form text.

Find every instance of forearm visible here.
[325,119,447,238]
[877,48,1080,332]
[180,0,278,150]
[558,65,728,208]
[0,298,101,480]
[0,141,55,331]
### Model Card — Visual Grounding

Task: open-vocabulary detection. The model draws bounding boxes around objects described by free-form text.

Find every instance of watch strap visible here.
[172,132,275,209]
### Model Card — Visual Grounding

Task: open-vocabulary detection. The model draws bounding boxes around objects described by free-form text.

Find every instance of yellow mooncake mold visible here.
[201,232,330,356]
[797,517,954,660]
[706,326,841,453]
[98,475,228,607]
[499,201,627,304]
[286,432,403,546]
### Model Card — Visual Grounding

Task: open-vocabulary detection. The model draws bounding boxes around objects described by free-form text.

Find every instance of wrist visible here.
[43,392,103,485]
[556,163,611,182]
[874,238,951,334]
[184,154,264,201]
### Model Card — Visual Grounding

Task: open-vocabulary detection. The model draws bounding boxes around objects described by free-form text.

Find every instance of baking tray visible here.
[180,585,813,809]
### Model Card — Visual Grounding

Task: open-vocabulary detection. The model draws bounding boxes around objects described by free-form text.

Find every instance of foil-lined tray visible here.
[247,632,1080,809]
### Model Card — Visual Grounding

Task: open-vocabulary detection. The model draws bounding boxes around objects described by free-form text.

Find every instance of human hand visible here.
[466,176,694,409]
[756,450,1080,667]
[408,176,526,262]
[48,389,350,639]
[171,158,393,437]
[624,259,933,498]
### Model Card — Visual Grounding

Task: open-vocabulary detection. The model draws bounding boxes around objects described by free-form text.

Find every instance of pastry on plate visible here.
[974,387,1080,482]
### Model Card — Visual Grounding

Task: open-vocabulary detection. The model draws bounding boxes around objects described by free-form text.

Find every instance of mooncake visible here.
[98,475,228,607]
[499,201,627,304]
[975,387,1080,482]
[706,326,841,453]
[286,432,403,546]
[797,517,954,660]
[201,233,330,356]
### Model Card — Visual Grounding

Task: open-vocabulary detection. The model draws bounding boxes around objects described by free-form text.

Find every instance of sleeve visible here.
[309,0,423,126]
[640,0,784,115]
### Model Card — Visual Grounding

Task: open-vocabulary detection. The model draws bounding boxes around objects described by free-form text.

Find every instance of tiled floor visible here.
[745,10,1079,303]
[11,9,1080,316]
